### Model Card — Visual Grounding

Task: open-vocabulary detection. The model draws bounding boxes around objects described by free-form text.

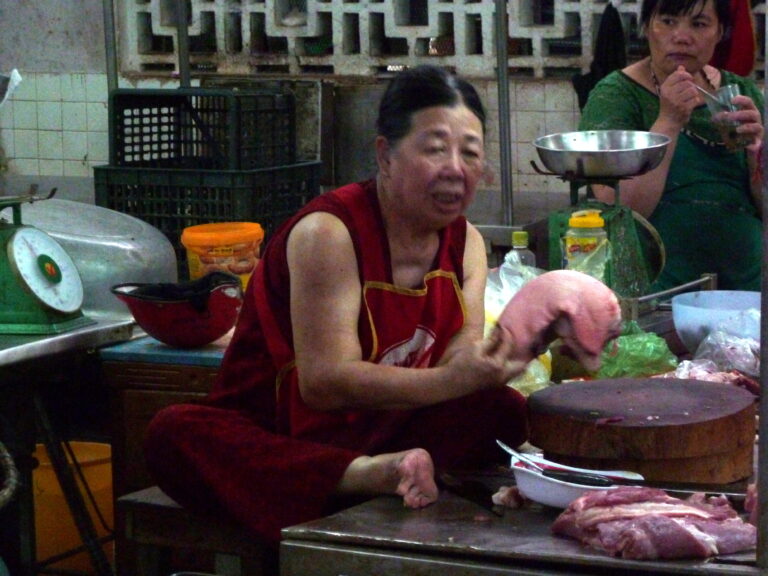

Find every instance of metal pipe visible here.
[494,0,513,226]
[177,0,191,87]
[757,24,768,568]
[102,0,118,92]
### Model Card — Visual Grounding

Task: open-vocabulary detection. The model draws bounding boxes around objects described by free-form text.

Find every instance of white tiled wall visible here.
[510,79,578,196]
[0,74,197,179]
[0,73,110,177]
[0,71,579,209]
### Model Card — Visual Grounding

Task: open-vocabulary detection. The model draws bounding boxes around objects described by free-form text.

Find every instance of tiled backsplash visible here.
[0,73,110,177]
[0,73,198,178]
[0,72,578,208]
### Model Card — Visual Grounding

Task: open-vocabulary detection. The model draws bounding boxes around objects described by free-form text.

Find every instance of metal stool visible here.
[117,486,273,576]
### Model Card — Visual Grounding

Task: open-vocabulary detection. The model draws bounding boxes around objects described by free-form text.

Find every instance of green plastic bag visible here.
[595,321,678,379]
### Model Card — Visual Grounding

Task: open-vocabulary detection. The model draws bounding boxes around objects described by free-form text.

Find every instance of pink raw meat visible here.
[497,270,621,370]
[552,486,756,560]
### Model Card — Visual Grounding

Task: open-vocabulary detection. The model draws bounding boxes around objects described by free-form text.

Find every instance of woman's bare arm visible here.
[288,212,522,412]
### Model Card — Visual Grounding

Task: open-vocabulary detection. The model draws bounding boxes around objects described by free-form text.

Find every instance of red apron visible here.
[251,180,467,446]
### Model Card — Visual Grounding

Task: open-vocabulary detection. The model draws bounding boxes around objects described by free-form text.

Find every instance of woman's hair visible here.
[375,65,486,145]
[640,0,731,33]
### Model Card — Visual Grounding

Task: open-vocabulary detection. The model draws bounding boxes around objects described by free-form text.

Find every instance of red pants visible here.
[143,386,527,548]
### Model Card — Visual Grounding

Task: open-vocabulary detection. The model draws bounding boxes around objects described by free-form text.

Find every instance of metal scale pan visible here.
[532,129,671,207]
[533,130,670,182]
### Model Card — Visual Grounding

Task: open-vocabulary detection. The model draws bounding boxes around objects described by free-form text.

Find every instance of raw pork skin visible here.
[551,486,756,560]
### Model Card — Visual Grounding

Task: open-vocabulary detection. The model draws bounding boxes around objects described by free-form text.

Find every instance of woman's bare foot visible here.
[336,448,438,508]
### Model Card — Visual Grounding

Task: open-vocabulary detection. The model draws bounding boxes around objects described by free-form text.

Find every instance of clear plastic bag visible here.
[484,250,542,335]
[484,251,549,394]
[694,330,760,377]
[713,306,760,343]
[0,69,21,109]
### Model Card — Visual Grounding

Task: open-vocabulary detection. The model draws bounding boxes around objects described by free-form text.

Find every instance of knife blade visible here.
[438,472,505,516]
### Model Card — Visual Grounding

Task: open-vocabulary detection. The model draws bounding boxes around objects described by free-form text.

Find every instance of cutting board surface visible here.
[527,378,756,483]
[529,378,754,427]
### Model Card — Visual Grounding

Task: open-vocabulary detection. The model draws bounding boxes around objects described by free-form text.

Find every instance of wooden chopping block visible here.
[527,378,756,484]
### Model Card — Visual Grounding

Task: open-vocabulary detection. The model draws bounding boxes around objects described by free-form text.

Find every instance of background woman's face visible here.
[647,0,723,75]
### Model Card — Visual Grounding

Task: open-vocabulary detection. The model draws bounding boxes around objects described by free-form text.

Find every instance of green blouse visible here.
[579,71,763,292]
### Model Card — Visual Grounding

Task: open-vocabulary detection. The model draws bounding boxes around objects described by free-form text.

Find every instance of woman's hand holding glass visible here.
[728,92,763,153]
[705,85,763,152]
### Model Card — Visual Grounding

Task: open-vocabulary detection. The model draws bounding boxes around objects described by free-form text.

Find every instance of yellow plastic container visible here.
[33,442,113,574]
[181,222,265,288]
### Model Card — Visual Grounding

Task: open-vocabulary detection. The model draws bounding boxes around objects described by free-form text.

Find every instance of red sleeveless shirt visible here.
[207,180,468,446]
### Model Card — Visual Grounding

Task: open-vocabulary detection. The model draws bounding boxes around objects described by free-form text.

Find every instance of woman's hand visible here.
[725,92,766,214]
[445,324,530,388]
[729,94,764,153]
[605,65,697,217]
[657,65,701,129]
[496,270,622,372]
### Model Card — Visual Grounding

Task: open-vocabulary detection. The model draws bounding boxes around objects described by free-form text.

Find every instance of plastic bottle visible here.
[561,210,611,283]
[511,230,536,268]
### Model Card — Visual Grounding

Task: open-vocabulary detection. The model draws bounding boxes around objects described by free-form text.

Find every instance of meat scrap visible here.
[745,483,757,526]
[552,486,756,560]
[654,360,760,397]
[492,485,526,509]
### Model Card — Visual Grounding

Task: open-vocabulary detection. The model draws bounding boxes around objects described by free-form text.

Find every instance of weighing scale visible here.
[0,189,94,334]
[539,174,664,299]
[530,130,669,300]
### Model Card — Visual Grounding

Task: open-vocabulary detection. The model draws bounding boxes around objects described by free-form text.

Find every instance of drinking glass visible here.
[704,84,750,151]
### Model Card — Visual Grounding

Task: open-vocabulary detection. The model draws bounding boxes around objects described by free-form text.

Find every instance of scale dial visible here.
[7,226,84,313]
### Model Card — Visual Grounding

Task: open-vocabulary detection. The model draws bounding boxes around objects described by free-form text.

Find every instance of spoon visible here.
[496,439,645,481]
[524,454,646,482]
[694,84,722,107]
[496,440,615,488]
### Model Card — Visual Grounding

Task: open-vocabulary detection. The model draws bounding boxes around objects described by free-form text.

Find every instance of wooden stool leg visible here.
[118,487,274,576]
[135,543,163,576]
[213,553,242,576]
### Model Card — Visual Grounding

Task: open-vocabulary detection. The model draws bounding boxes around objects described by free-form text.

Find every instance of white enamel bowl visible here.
[671,290,760,353]
[511,462,616,508]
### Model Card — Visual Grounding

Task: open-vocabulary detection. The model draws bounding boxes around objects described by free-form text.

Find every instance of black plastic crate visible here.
[109,88,296,170]
[94,161,321,278]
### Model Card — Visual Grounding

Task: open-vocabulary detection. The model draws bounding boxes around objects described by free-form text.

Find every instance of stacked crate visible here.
[95,88,321,279]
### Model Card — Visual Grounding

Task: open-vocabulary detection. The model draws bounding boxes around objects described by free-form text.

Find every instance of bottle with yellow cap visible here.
[510,230,536,268]
[561,209,611,284]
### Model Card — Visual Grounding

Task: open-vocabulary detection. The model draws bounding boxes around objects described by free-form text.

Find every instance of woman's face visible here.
[377,104,485,229]
[646,0,723,77]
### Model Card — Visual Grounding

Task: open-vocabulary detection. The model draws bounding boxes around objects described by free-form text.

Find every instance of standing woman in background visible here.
[579,0,764,291]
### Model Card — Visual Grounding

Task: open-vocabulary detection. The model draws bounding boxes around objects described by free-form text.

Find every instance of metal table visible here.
[281,487,758,576]
[0,314,136,576]
[0,313,134,366]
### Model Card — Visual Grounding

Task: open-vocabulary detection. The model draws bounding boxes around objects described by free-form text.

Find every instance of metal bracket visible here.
[620,273,718,321]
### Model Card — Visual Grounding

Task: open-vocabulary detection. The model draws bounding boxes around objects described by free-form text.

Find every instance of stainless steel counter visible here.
[0,312,136,368]
[281,487,758,576]
[0,312,137,576]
